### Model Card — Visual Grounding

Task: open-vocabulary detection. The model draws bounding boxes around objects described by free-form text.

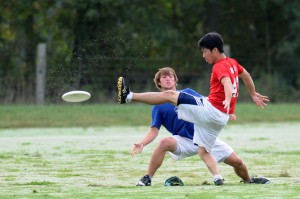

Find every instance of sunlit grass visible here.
[0,124,300,198]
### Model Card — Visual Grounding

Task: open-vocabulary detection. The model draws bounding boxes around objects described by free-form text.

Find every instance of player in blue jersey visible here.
[131,67,269,186]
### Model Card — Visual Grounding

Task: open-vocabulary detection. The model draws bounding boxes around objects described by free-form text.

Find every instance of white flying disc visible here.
[62,91,91,102]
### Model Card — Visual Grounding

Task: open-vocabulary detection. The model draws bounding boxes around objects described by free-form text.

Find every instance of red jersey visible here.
[208,57,244,114]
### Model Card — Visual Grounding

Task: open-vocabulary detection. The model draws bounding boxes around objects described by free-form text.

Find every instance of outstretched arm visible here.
[239,69,269,109]
[130,127,159,156]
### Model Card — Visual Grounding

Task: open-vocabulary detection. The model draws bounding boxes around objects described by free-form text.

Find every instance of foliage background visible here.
[0,0,299,104]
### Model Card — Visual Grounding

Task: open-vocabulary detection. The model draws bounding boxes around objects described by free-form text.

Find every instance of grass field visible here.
[0,103,300,128]
[0,104,299,198]
[0,123,300,198]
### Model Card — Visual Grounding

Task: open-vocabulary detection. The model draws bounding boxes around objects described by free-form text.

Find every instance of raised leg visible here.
[132,90,179,106]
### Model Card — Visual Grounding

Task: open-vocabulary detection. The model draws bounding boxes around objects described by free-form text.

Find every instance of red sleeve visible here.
[237,63,244,74]
[213,63,230,82]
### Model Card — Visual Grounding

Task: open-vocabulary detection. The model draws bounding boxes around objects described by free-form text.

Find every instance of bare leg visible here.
[147,137,177,177]
[132,90,179,106]
[223,152,251,182]
[198,147,220,175]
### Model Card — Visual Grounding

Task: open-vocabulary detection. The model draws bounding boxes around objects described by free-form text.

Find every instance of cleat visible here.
[250,177,270,184]
[117,77,130,104]
[240,177,270,184]
[214,178,224,186]
[136,175,151,186]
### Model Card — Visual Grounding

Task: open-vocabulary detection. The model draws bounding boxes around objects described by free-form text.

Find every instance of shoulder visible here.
[226,58,243,67]
[213,58,242,71]
[228,57,238,62]
[152,103,174,111]
[213,60,227,71]
[227,58,244,72]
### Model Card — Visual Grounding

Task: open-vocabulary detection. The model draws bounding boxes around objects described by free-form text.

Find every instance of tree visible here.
[0,0,299,103]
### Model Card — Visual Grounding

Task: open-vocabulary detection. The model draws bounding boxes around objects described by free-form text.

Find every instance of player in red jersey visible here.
[207,57,243,114]
[117,32,269,185]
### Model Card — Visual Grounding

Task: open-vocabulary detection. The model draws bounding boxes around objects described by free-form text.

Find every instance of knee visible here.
[198,147,208,158]
[161,90,178,104]
[225,153,245,168]
[158,137,176,151]
[162,90,176,97]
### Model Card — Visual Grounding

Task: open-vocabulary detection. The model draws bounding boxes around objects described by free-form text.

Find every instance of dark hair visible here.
[198,32,224,53]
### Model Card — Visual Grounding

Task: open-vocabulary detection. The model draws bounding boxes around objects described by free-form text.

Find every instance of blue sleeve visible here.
[151,106,162,129]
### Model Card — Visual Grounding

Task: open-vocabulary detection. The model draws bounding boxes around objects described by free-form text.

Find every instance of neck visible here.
[215,53,226,63]
[161,87,176,91]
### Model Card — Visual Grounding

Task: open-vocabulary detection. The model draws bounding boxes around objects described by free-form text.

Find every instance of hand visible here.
[130,142,144,156]
[223,100,230,114]
[229,114,237,121]
[251,92,269,109]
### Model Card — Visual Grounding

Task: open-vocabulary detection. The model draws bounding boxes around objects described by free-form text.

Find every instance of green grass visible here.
[0,124,299,198]
[0,103,299,128]
[0,104,299,198]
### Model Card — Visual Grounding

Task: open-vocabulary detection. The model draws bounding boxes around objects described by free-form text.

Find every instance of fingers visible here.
[261,97,269,103]
[256,101,268,109]
[256,93,269,101]
[130,144,142,156]
[229,114,237,121]
[130,144,138,156]
[261,95,269,99]
[223,101,230,114]
[131,149,140,156]
[253,93,270,109]
[256,98,269,109]
[130,148,136,156]
[260,102,268,109]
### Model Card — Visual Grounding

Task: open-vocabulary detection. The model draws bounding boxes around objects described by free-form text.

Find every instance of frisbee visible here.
[62,91,91,102]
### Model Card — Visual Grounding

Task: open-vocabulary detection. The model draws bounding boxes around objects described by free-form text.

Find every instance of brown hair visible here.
[153,67,178,90]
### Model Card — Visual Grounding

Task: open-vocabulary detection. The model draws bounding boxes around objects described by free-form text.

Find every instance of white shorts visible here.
[177,94,229,152]
[169,135,233,163]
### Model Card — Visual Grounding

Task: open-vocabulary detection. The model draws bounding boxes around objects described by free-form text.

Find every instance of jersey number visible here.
[232,76,238,98]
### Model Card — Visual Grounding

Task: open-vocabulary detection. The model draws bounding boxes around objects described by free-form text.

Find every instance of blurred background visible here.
[1,0,299,104]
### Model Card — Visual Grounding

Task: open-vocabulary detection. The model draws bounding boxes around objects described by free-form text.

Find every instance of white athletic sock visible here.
[126,92,133,103]
[213,174,223,182]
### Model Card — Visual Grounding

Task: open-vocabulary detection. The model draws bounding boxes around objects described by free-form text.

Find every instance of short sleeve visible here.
[237,63,244,74]
[151,106,162,129]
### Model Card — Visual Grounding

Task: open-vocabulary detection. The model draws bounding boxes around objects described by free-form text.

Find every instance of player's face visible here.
[201,48,215,64]
[159,74,176,91]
